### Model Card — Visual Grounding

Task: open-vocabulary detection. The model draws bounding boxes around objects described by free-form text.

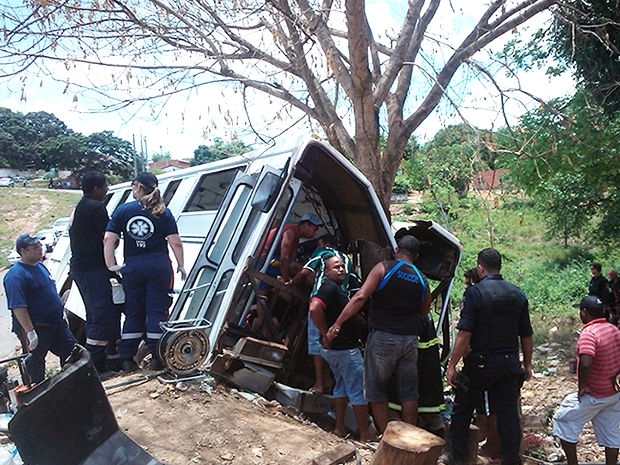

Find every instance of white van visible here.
[51,136,461,404]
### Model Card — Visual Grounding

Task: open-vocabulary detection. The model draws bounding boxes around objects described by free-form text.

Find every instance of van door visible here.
[160,166,299,374]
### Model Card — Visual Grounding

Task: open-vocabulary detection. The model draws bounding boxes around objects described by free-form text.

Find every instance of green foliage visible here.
[496,91,620,246]
[151,151,172,162]
[550,0,620,114]
[392,174,411,194]
[0,108,137,180]
[192,138,252,166]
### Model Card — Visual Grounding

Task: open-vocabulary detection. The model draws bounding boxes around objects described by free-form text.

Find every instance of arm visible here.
[419,287,431,317]
[12,307,34,333]
[279,229,297,282]
[326,262,384,340]
[520,335,533,381]
[288,267,312,286]
[167,233,187,280]
[103,231,121,271]
[309,298,330,348]
[446,329,472,388]
[577,353,594,399]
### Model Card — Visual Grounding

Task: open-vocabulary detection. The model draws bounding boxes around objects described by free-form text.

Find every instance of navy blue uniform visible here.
[3,262,77,383]
[106,201,178,359]
[449,274,533,465]
[70,195,122,372]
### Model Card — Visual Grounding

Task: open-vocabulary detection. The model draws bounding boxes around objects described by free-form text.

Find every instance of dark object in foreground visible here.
[8,345,163,465]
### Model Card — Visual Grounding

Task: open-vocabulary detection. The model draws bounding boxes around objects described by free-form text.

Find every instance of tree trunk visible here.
[370,421,445,465]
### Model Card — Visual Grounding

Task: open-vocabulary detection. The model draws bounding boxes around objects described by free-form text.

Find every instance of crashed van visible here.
[51,136,461,401]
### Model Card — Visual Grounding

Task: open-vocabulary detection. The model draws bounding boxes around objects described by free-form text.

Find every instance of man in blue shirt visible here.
[3,233,77,384]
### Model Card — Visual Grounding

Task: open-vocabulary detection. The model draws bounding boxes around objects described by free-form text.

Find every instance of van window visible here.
[208,184,252,264]
[162,179,182,206]
[184,168,240,212]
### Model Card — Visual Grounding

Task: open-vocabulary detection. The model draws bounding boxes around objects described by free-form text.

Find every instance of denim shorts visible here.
[320,346,366,405]
[553,392,620,447]
[307,316,322,355]
[364,330,418,402]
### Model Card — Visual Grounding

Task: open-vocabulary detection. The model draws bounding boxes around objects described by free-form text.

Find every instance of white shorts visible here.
[552,392,620,447]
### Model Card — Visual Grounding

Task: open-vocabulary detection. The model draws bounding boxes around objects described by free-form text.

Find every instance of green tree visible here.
[497,91,620,245]
[151,151,172,162]
[192,138,251,166]
[0,0,556,213]
[551,0,620,114]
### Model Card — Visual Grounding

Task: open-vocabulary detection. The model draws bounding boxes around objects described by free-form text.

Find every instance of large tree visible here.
[0,0,557,212]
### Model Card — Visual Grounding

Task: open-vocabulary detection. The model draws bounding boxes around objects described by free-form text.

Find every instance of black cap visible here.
[15,233,41,253]
[134,172,158,190]
[573,295,603,312]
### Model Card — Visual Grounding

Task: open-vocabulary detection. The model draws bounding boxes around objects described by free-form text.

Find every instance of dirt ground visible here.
[96,338,607,465]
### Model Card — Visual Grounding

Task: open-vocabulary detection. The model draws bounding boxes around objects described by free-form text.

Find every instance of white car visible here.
[6,248,20,265]
[36,228,56,253]
[52,217,71,238]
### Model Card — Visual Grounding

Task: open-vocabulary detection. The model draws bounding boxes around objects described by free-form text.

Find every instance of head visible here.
[607,269,618,281]
[317,233,337,248]
[324,255,346,284]
[15,233,43,264]
[298,212,322,239]
[590,262,602,276]
[81,171,108,201]
[574,295,605,323]
[132,172,165,216]
[132,171,158,198]
[476,248,501,278]
[463,268,480,289]
[395,235,420,262]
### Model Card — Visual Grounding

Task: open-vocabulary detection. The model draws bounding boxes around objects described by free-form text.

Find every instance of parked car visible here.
[6,248,20,265]
[36,228,56,253]
[12,175,30,187]
[52,217,71,238]
[0,177,14,187]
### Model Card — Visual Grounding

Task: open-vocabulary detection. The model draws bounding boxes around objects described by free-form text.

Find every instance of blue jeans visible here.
[320,346,365,405]
[364,330,418,402]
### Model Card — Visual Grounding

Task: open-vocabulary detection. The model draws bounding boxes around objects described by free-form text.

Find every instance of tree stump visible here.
[371,421,445,465]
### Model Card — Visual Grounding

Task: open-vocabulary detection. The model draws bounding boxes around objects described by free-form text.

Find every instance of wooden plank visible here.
[312,442,357,465]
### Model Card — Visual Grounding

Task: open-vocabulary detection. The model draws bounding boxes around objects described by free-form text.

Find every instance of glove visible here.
[27,329,39,352]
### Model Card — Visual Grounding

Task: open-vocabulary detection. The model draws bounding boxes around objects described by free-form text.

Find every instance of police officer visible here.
[103,172,186,372]
[446,248,533,465]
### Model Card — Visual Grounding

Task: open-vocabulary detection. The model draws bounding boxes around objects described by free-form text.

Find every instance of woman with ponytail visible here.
[103,171,186,373]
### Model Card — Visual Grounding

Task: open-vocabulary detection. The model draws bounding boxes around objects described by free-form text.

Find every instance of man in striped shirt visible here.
[553,295,620,465]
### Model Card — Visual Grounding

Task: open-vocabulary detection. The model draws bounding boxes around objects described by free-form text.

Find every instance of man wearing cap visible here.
[253,212,322,337]
[326,235,431,433]
[552,296,620,465]
[70,170,122,376]
[267,212,323,282]
[3,234,77,384]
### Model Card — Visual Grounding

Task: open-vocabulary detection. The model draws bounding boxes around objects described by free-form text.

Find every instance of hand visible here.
[27,329,39,351]
[108,264,125,273]
[614,371,620,392]
[325,325,340,342]
[446,365,457,388]
[177,266,187,280]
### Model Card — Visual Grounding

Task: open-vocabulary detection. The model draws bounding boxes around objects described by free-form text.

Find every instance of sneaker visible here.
[121,359,140,373]
[149,357,164,371]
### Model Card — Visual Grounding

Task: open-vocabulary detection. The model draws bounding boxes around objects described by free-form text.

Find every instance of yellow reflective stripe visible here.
[388,402,446,413]
[417,337,439,349]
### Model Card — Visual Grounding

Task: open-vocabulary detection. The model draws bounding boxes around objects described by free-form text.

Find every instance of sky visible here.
[0,2,575,162]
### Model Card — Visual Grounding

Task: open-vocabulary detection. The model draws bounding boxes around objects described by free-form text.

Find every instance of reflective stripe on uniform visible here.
[86,338,108,347]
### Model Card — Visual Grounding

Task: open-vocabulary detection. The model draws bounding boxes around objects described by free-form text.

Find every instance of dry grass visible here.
[0,187,80,267]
